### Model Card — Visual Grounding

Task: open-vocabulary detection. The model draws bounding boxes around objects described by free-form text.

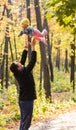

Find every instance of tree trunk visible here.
[70,35,75,92]
[0,51,5,88]
[26,0,31,61]
[56,48,60,70]
[5,36,9,88]
[65,49,69,73]
[39,61,43,92]
[43,17,54,81]
[9,38,14,62]
[0,1,12,88]
[34,0,51,99]
[0,35,9,88]
[13,30,17,60]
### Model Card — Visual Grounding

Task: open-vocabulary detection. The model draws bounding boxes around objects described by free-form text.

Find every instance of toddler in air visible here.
[18,18,47,44]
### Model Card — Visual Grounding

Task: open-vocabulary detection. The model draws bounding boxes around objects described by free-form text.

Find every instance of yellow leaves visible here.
[0,17,9,27]
[0,128,6,130]
[63,15,72,25]
[46,12,53,20]
[0,114,7,127]
[0,0,6,6]
[70,49,75,56]
[0,0,12,9]
[0,16,15,40]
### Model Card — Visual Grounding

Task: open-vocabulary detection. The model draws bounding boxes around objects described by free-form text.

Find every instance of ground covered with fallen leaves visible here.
[1,92,76,130]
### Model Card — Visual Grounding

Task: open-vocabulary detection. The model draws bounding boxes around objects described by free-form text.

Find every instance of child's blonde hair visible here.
[20,18,30,26]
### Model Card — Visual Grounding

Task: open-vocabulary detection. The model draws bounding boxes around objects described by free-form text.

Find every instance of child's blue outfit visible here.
[19,26,34,37]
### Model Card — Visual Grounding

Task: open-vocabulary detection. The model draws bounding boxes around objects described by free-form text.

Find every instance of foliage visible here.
[51,68,71,92]
[45,0,76,34]
[4,84,18,104]
[68,92,76,102]
[34,90,51,117]
[0,84,20,127]
[0,113,7,127]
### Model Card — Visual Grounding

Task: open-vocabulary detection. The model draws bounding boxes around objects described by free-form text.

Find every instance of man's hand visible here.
[18,34,20,37]
[31,38,36,51]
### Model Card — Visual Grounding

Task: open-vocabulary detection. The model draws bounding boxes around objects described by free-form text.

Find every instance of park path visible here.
[29,110,76,130]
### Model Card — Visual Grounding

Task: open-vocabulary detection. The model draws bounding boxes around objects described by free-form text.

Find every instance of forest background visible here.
[0,0,76,129]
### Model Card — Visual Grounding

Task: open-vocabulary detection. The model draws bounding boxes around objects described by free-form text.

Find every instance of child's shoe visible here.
[42,29,48,37]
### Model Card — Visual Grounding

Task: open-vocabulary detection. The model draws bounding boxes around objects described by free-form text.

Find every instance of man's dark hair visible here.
[10,62,18,73]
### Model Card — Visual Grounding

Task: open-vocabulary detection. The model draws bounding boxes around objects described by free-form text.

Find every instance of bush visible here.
[68,92,76,102]
[51,69,71,92]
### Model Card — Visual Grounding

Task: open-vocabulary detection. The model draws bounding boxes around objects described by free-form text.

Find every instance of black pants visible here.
[19,100,34,130]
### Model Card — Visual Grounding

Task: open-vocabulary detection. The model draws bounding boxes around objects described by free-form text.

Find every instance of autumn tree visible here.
[45,0,76,92]
[0,0,17,88]
[34,0,51,99]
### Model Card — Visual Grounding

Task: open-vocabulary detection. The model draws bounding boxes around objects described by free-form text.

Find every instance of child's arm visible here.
[18,29,24,37]
[18,28,30,37]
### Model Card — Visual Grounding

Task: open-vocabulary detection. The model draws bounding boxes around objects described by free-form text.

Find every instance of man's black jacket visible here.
[14,50,37,101]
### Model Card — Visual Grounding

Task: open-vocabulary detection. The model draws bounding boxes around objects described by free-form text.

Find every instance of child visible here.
[18,18,47,44]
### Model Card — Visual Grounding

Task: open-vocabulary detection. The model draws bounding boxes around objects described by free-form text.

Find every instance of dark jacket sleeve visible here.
[24,51,36,73]
[20,50,28,65]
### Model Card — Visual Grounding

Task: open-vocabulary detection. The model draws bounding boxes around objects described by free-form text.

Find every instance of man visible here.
[10,40,37,130]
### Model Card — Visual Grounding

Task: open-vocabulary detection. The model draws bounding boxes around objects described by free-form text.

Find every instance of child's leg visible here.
[32,29,47,44]
[33,36,46,44]
[41,29,48,37]
[33,29,47,37]
[33,29,43,37]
